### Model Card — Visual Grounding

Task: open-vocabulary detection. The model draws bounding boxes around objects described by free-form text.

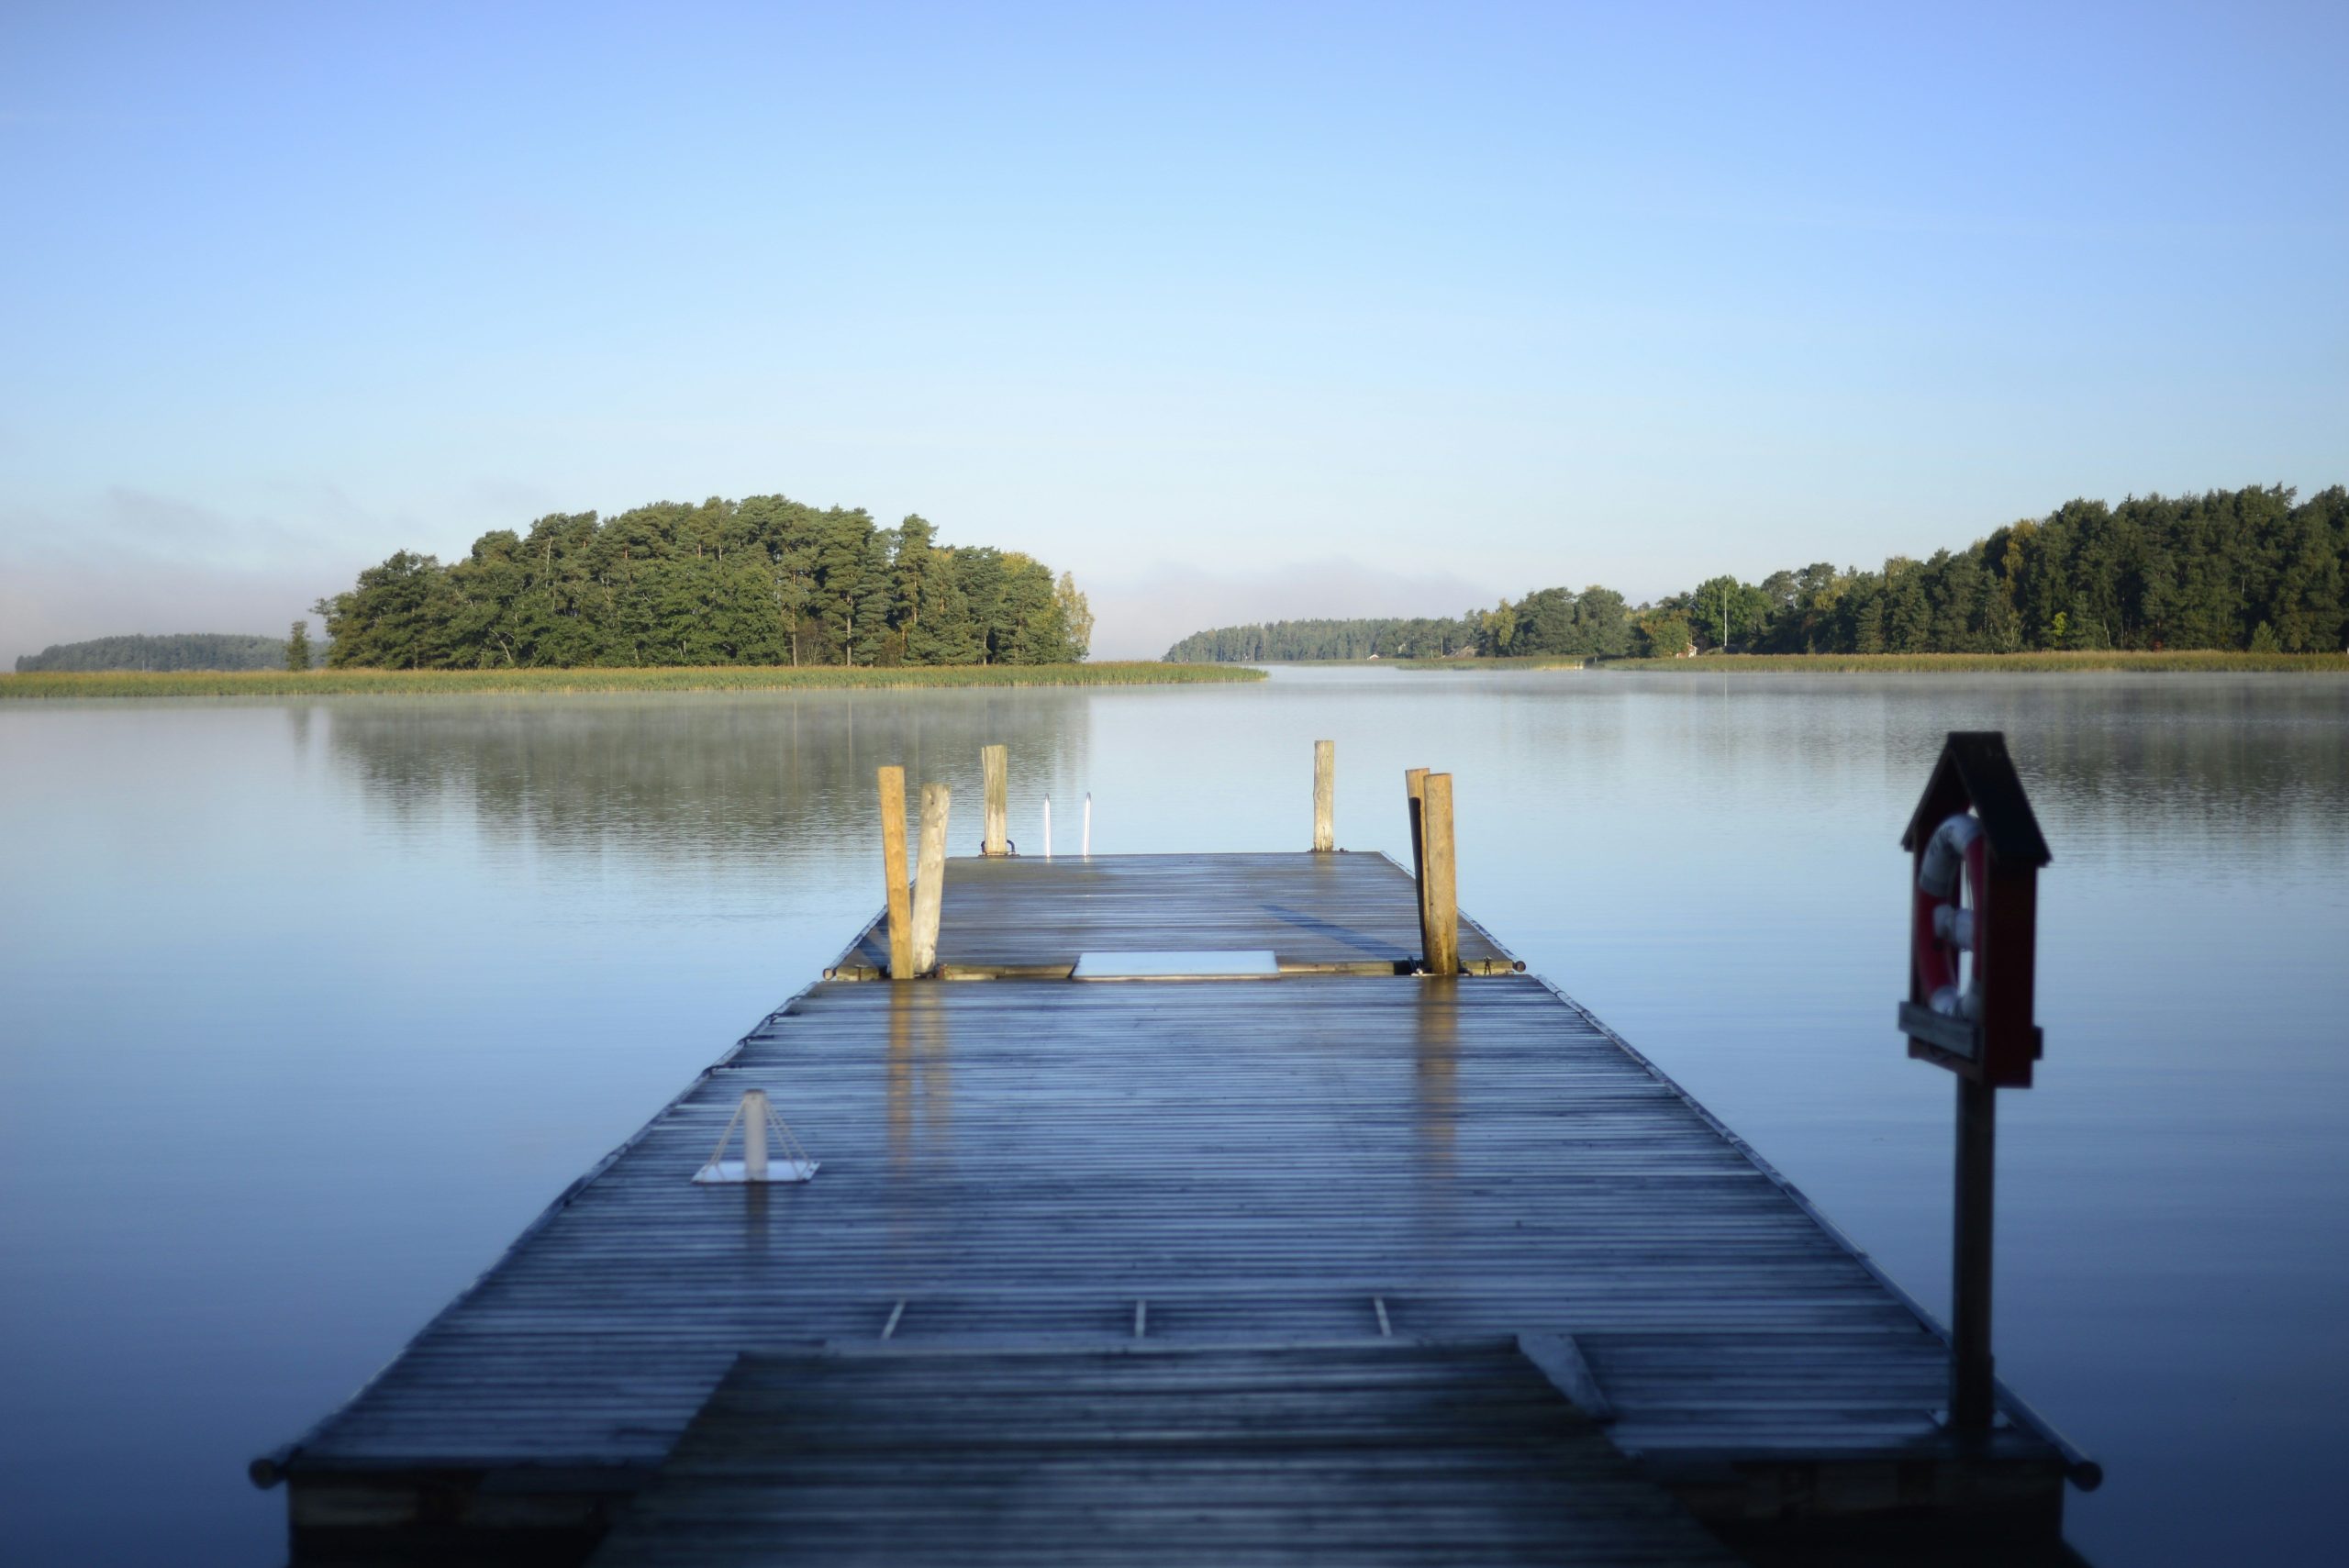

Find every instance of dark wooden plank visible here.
[587,1341,1737,1566]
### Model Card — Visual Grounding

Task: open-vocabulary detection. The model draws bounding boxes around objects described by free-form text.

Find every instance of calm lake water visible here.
[3,666,2345,1565]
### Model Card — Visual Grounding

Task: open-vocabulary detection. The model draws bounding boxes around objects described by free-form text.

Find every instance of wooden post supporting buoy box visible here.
[1897,730,2053,1432]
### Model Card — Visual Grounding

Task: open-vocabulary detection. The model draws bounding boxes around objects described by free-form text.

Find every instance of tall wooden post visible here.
[981,744,1008,856]
[911,783,951,976]
[1422,773,1459,976]
[1404,768,1431,963]
[877,766,912,978]
[1312,740,1335,852]
[1952,1076,1997,1429]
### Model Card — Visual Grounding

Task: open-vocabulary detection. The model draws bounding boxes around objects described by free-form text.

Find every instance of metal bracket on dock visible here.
[693,1089,818,1184]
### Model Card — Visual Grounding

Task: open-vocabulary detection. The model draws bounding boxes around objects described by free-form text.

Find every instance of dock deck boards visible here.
[272,852,2076,1562]
[829,852,1519,975]
[586,1340,1738,1566]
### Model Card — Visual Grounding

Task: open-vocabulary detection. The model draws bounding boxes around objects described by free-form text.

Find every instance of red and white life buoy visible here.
[1914,811,1987,1019]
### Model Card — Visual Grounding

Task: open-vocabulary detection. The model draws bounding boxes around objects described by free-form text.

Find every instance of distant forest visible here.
[315,496,1093,669]
[14,633,287,673]
[1164,485,2349,662]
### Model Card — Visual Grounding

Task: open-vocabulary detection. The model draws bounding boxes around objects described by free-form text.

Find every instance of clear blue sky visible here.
[4,1,2343,660]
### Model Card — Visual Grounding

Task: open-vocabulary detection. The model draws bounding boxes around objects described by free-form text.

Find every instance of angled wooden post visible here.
[877,766,913,978]
[1312,740,1336,851]
[1422,772,1459,976]
[912,783,951,975]
[1405,767,1431,965]
[981,744,1008,856]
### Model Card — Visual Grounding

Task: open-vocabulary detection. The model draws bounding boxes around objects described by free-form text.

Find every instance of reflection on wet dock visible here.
[259,848,2092,1566]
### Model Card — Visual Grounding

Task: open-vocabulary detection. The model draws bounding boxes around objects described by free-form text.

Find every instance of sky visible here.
[3,1,2343,662]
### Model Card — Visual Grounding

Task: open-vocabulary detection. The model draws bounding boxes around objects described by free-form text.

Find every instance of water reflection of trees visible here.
[1489,675,2349,854]
[1876,679,2349,849]
[321,694,1096,865]
[315,677,2344,876]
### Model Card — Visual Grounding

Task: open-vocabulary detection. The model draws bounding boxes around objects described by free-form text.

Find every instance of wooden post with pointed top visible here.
[1422,772,1459,976]
[1312,740,1335,851]
[1405,768,1431,965]
[981,744,1008,856]
[878,766,913,978]
[912,783,950,975]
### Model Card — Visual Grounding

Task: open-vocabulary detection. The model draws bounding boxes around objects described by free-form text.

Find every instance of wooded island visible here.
[313,497,1093,670]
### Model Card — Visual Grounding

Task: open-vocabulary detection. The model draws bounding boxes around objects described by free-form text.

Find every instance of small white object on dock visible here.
[1071,950,1280,980]
[1043,796,1052,860]
[694,1088,818,1184]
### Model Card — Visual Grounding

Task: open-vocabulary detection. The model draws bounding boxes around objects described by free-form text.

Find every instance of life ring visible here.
[1914,812,1987,1019]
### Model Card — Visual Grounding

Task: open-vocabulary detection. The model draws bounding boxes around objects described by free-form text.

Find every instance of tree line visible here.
[1164,485,2349,661]
[14,633,288,673]
[313,496,1094,669]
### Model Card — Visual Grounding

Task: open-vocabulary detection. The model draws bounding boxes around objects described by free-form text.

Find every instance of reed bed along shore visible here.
[0,662,1267,700]
[1602,650,2349,673]
[1377,650,2347,674]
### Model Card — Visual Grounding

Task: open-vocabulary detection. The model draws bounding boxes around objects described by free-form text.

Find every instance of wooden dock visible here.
[258,850,2095,1566]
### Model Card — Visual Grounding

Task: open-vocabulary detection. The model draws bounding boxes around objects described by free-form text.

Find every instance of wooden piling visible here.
[1422,772,1459,976]
[912,784,951,976]
[1312,740,1335,851]
[982,745,1008,856]
[877,767,913,978]
[1405,768,1431,965]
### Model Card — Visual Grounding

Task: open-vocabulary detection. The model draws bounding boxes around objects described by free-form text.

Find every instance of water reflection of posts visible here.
[912,784,951,976]
[1313,740,1335,851]
[886,984,955,1173]
[982,745,1008,856]
[1415,985,1459,1175]
[888,986,912,1167]
[878,767,913,978]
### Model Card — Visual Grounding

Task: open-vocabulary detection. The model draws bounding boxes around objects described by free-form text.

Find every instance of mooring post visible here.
[878,766,913,977]
[1313,740,1335,851]
[741,1089,770,1183]
[1405,767,1432,964]
[912,783,951,975]
[982,744,1008,856]
[1952,1075,1997,1429]
[1082,792,1092,857]
[1422,772,1460,975]
[1043,796,1052,860]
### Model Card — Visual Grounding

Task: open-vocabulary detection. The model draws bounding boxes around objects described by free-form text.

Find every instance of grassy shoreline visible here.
[1598,651,2349,673]
[0,662,1266,700]
[1375,651,2347,674]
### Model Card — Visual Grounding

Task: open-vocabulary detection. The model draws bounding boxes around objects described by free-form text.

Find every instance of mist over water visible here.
[3,667,2344,1565]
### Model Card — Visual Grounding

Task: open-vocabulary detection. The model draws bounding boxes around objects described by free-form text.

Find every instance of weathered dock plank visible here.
[587,1340,1738,1566]
[263,852,2082,1564]
[829,851,1518,976]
